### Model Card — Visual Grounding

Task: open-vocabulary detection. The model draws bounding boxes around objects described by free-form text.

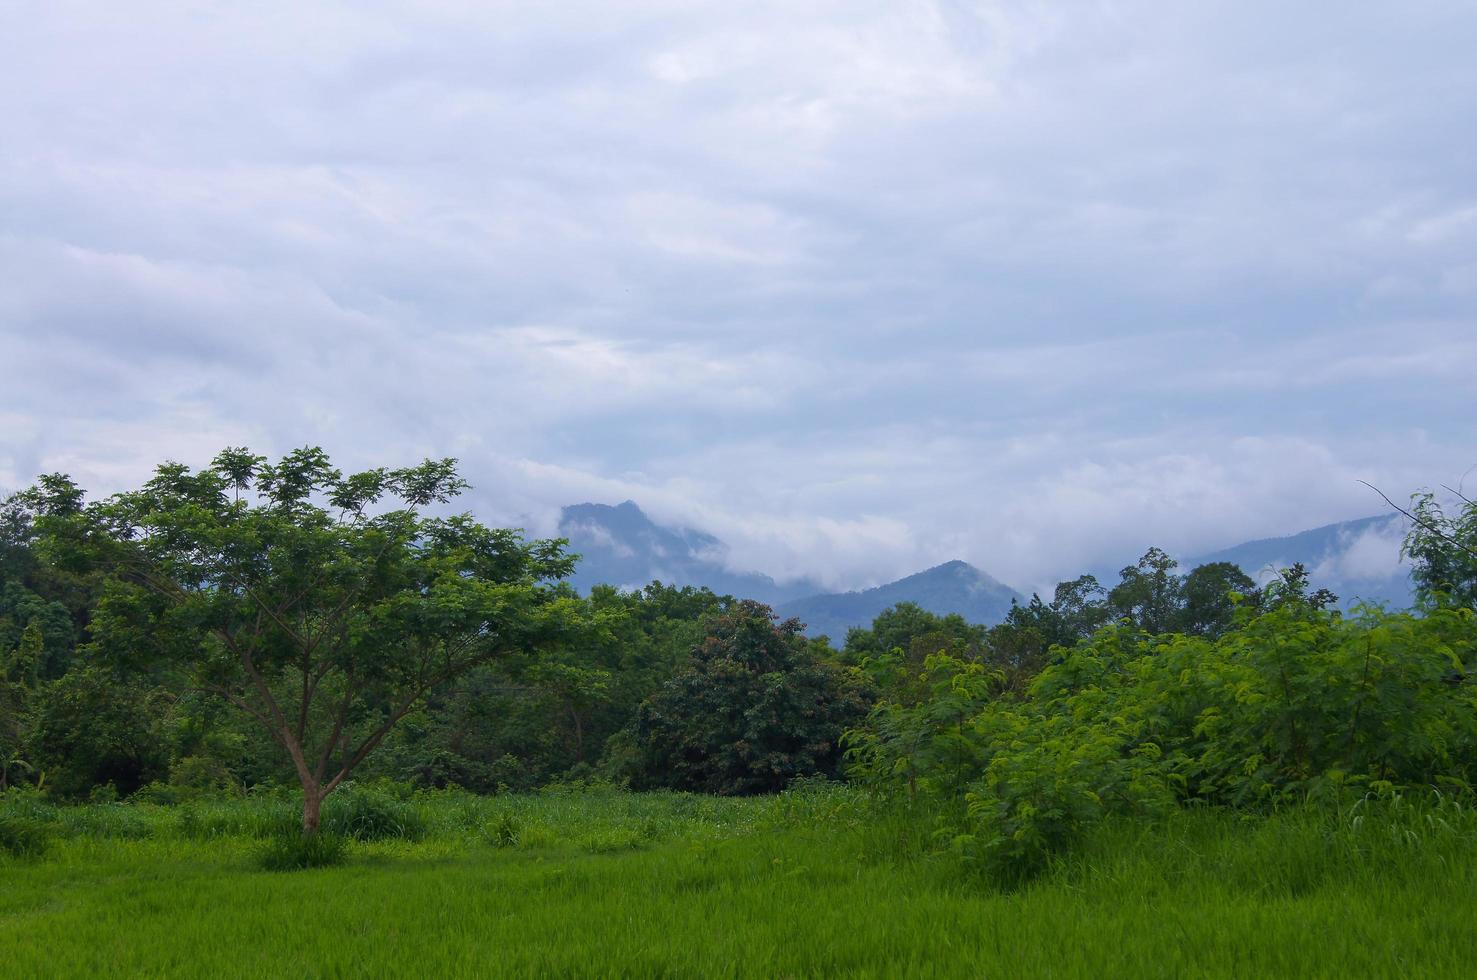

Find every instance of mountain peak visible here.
[777,558,1023,638]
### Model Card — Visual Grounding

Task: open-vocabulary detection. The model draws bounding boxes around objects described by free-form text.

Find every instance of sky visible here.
[2,0,1475,593]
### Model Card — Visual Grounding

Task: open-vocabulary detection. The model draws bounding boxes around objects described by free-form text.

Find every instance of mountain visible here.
[1188,514,1413,609]
[557,501,822,604]
[558,502,1024,634]
[776,560,1024,640]
[559,501,1414,644]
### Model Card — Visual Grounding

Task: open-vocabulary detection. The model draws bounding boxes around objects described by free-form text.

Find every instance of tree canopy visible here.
[23,447,576,831]
[628,600,868,794]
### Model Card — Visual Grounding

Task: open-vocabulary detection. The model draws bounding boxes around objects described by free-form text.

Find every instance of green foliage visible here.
[842,601,988,666]
[0,814,53,858]
[1404,489,1477,611]
[851,578,1477,881]
[484,811,522,847]
[1108,546,1184,634]
[22,447,575,831]
[255,830,347,871]
[1177,560,1257,637]
[27,667,170,799]
[322,784,426,842]
[846,654,1002,801]
[629,601,870,794]
[368,582,730,793]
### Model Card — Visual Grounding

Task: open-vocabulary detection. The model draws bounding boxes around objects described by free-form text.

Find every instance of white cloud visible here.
[2,0,1473,590]
[1317,520,1409,583]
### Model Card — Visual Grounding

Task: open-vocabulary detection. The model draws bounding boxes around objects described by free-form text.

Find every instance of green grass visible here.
[1,786,1474,978]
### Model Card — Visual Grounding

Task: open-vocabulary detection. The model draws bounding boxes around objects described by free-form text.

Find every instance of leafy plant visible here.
[322,785,426,842]
[485,812,521,848]
[0,814,54,858]
[848,579,1477,882]
[255,831,347,871]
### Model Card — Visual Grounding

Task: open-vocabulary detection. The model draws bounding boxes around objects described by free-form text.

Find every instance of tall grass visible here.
[1,785,1474,977]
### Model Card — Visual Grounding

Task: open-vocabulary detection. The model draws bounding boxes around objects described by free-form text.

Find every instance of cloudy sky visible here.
[2,1,1474,592]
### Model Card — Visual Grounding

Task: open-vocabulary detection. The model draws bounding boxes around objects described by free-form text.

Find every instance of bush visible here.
[848,595,1477,883]
[0,815,54,858]
[322,786,426,842]
[485,812,521,848]
[27,668,170,800]
[255,831,346,872]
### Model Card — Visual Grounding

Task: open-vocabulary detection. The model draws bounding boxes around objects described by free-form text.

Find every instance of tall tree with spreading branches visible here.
[24,448,576,833]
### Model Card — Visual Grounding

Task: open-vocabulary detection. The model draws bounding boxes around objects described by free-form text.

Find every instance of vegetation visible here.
[627,600,868,793]
[20,449,576,831]
[3,448,1476,973]
[2,785,1476,977]
[851,567,1476,880]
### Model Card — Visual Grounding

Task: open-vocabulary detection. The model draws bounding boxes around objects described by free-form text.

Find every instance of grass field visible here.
[2,785,1475,978]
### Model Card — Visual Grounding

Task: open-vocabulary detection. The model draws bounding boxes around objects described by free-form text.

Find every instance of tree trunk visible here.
[301,786,325,837]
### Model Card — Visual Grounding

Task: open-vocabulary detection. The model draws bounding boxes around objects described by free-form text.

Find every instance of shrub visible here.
[485,812,521,848]
[847,595,1477,883]
[0,815,53,858]
[255,832,347,872]
[322,786,426,842]
[27,668,170,800]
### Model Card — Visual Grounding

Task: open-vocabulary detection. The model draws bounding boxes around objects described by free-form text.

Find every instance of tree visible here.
[1049,574,1112,641]
[628,600,869,794]
[1176,561,1256,638]
[0,622,44,790]
[25,448,575,833]
[1109,548,1183,634]
[843,602,986,665]
[1403,490,1477,611]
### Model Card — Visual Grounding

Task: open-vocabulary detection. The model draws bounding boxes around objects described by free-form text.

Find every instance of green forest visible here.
[3,448,1476,977]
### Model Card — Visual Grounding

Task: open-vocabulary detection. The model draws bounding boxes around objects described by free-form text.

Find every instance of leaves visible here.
[851,598,1477,882]
[24,448,573,824]
[629,601,869,795]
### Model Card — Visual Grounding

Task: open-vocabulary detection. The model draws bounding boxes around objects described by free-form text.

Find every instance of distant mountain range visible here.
[774,561,1022,640]
[1187,514,1412,610]
[557,501,1414,637]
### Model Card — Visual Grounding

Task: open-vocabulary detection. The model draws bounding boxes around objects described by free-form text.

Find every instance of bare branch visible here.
[1441,484,1474,506]
[1359,480,1477,561]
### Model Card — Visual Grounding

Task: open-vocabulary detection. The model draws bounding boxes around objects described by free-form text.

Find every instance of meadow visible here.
[3,784,1475,978]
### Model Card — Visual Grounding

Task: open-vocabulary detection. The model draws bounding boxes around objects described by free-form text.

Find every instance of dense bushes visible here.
[0,814,53,858]
[323,784,427,842]
[27,668,171,799]
[849,576,1477,881]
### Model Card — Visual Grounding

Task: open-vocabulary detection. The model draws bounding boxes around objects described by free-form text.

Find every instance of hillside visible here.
[557,501,821,605]
[776,560,1024,639]
[1189,513,1412,609]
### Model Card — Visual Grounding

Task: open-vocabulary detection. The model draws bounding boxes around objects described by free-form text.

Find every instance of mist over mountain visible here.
[557,501,1026,636]
[1188,514,1412,610]
[559,501,1417,637]
[558,501,823,605]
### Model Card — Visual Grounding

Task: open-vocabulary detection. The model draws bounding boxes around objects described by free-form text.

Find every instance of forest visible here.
[3,448,1476,977]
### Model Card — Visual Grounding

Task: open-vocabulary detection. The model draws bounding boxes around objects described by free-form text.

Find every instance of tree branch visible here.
[1359,481,1477,561]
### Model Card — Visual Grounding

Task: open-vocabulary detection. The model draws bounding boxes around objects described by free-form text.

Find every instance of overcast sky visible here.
[2,1,1474,592]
